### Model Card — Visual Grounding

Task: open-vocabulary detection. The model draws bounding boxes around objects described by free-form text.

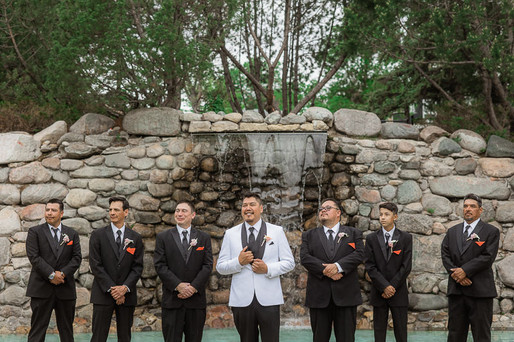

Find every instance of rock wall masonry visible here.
[0,107,513,333]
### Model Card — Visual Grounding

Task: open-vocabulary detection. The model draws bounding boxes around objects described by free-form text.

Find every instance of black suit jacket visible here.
[441,219,499,298]
[365,229,412,307]
[154,227,213,309]
[89,225,144,306]
[300,225,364,308]
[26,223,82,300]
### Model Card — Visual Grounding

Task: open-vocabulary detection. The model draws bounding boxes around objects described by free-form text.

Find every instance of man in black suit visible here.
[89,196,144,342]
[365,202,412,342]
[300,198,365,342]
[154,200,213,342]
[441,193,500,342]
[26,198,82,342]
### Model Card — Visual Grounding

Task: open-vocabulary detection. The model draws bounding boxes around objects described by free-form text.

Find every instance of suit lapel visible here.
[43,224,59,257]
[56,225,69,259]
[376,231,388,261]
[316,227,332,260]
[254,222,268,260]
[333,225,345,255]
[462,220,483,255]
[388,229,401,261]
[240,223,249,249]
[105,226,120,261]
[171,228,186,260]
[185,228,197,263]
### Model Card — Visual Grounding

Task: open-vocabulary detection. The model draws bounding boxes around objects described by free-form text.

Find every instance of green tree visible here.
[335,0,514,136]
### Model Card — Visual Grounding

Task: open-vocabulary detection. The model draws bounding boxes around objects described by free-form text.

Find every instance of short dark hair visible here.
[243,192,262,205]
[47,198,64,212]
[320,198,341,212]
[379,202,398,215]
[464,193,482,207]
[109,196,130,211]
[176,200,195,213]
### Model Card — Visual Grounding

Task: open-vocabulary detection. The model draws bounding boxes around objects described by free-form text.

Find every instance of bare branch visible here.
[291,52,347,114]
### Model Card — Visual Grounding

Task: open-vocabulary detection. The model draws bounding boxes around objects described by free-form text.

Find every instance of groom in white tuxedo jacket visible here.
[216,192,295,342]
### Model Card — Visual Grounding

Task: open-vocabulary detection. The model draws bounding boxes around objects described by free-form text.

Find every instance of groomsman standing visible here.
[365,202,412,342]
[217,192,295,342]
[89,196,144,342]
[441,193,500,342]
[154,200,213,342]
[300,198,364,342]
[26,198,82,342]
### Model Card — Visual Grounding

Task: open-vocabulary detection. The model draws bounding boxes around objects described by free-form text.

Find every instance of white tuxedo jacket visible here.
[216,222,295,307]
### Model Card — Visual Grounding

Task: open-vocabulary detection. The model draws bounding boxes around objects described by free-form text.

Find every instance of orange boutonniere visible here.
[126,247,135,255]
[348,242,356,249]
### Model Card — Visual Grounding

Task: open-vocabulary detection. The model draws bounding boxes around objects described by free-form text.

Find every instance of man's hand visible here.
[177,285,198,299]
[458,277,473,286]
[238,246,254,266]
[50,271,65,285]
[330,273,343,281]
[322,263,339,278]
[116,296,125,305]
[176,282,195,298]
[450,268,467,282]
[251,259,268,274]
[382,285,396,299]
[110,285,128,300]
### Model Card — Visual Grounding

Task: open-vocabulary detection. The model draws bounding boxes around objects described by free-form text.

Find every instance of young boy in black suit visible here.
[365,202,412,342]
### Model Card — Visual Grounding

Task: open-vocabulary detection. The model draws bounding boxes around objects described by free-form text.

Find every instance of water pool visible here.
[2,329,513,341]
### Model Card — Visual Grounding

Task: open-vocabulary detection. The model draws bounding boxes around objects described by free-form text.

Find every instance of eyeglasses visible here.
[318,206,337,212]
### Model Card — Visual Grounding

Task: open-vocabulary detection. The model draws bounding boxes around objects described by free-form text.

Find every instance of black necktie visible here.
[249,227,256,247]
[182,231,189,256]
[328,229,335,254]
[385,232,391,258]
[463,225,471,245]
[52,228,59,246]
[116,230,122,254]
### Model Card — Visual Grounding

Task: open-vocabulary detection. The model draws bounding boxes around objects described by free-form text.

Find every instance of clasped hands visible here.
[176,282,197,299]
[450,267,472,286]
[49,271,65,285]
[110,285,128,305]
[382,285,396,299]
[322,263,342,281]
[238,246,268,274]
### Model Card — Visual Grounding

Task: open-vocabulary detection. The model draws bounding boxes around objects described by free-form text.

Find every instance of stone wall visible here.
[0,107,513,334]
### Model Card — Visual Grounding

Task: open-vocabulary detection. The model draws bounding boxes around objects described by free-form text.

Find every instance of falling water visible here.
[193,132,327,231]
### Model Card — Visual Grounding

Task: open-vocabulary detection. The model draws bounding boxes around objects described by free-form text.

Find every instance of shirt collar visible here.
[246,219,262,234]
[382,226,396,240]
[464,219,480,232]
[48,223,62,231]
[111,223,125,238]
[324,223,340,235]
[177,225,191,236]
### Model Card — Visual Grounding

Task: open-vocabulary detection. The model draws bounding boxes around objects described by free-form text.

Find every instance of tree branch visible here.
[291,52,347,114]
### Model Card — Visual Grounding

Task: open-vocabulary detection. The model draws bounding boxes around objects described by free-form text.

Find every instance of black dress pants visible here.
[309,298,357,342]
[91,303,135,342]
[231,296,280,342]
[448,295,492,342]
[28,295,75,342]
[373,305,408,342]
[162,306,206,342]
